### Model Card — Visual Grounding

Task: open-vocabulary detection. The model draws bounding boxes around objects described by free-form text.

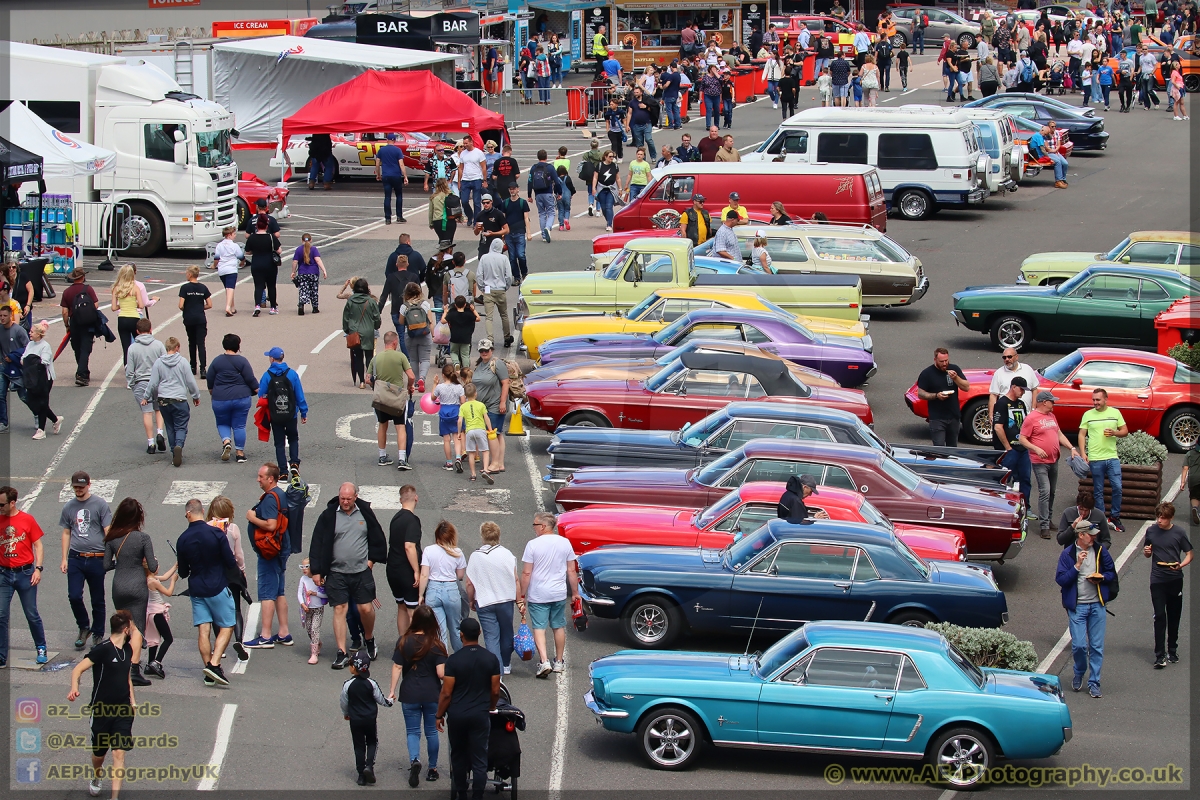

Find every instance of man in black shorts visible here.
[387,485,422,638]
[68,611,138,799]
[310,483,387,669]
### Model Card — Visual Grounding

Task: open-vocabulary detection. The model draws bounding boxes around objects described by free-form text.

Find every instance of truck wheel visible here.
[637,706,703,770]
[1161,406,1200,453]
[622,596,682,648]
[895,189,933,220]
[957,32,976,49]
[989,314,1030,351]
[122,202,165,258]
[650,209,681,229]
[562,411,610,428]
[962,397,993,446]
[236,197,250,230]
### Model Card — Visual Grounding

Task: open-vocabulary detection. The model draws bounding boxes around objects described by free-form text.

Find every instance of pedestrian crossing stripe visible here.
[162,481,228,505]
[356,485,405,510]
[59,480,120,503]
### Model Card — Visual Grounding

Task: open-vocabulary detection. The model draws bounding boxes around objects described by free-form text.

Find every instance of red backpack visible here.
[250,488,289,560]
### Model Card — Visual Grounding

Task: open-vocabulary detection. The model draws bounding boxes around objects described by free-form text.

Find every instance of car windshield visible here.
[856,420,891,454]
[857,499,893,532]
[696,491,745,530]
[678,411,728,446]
[726,523,777,570]
[756,629,810,678]
[947,641,986,689]
[645,358,684,392]
[626,292,661,321]
[602,249,633,281]
[876,236,914,263]
[881,455,923,492]
[196,130,234,168]
[696,449,744,487]
[895,534,930,579]
[652,314,695,344]
[757,296,794,317]
[1041,350,1083,383]
[1054,270,1093,295]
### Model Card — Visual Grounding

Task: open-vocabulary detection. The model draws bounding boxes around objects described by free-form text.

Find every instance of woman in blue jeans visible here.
[419,520,466,653]
[387,605,447,785]
[465,521,518,674]
[205,333,258,463]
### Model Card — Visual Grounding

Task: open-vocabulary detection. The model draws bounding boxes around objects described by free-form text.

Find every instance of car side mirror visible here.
[1119,256,1131,264]
[173,141,188,167]
[1072,379,1083,389]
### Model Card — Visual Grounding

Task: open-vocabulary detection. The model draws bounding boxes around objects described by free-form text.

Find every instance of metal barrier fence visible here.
[74,201,132,259]
[478,84,698,132]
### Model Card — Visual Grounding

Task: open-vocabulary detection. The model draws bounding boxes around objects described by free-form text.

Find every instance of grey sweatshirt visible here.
[146,351,200,402]
[125,333,166,386]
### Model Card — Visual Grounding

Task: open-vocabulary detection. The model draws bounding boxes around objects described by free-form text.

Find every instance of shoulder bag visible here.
[370,356,409,416]
[345,302,368,349]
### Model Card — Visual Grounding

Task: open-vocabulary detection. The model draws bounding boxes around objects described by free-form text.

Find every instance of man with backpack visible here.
[914,10,928,54]
[0,304,30,434]
[527,150,558,244]
[258,347,308,478]
[625,87,659,162]
[243,463,293,649]
[578,139,604,215]
[59,268,100,387]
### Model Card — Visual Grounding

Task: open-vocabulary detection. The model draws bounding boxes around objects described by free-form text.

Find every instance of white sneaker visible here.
[53,416,63,434]
[773,102,779,109]
[552,658,565,673]
[502,665,511,675]
[88,777,103,796]
[32,429,45,440]
[1175,115,1183,120]
[535,660,552,678]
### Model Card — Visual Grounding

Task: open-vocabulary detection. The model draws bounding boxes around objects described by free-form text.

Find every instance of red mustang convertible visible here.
[905,347,1200,452]
[558,483,968,562]
[555,439,1025,561]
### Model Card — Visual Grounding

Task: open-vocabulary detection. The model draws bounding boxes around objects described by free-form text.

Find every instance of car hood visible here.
[525,358,660,383]
[928,560,999,591]
[525,377,640,395]
[566,466,695,490]
[1020,251,1101,272]
[550,427,679,453]
[562,505,692,531]
[984,669,1064,702]
[522,270,599,298]
[890,445,1002,471]
[538,333,659,362]
[591,650,750,682]
[953,284,1060,302]
[930,481,1021,511]
[579,544,720,574]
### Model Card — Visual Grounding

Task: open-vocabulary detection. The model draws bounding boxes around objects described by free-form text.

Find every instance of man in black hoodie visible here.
[310,483,387,669]
[776,475,828,522]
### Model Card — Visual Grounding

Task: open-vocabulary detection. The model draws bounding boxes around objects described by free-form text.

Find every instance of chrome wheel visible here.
[631,604,668,644]
[642,713,695,768]
[970,403,993,444]
[1164,407,1200,452]
[996,320,1025,348]
[897,190,930,220]
[123,215,153,250]
[957,33,975,48]
[1185,74,1200,93]
[935,733,991,787]
[891,33,907,48]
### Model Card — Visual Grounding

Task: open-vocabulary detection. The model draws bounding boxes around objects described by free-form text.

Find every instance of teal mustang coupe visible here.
[584,621,1073,789]
[951,264,1200,351]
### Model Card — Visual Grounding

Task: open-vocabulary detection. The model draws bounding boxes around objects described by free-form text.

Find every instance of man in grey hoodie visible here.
[145,336,201,467]
[477,238,513,349]
[125,318,167,455]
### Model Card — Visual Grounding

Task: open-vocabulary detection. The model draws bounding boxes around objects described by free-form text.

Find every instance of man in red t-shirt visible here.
[0,485,48,666]
[1019,391,1081,540]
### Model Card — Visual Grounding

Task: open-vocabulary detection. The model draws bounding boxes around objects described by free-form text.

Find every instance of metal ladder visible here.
[173,40,194,93]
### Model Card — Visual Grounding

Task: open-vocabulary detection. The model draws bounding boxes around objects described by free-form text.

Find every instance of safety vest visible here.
[592,32,608,56]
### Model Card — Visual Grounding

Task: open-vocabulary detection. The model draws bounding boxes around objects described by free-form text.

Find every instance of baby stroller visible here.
[1047,60,1068,94]
[486,692,524,798]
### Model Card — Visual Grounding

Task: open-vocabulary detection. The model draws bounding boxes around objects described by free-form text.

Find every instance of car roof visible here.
[1126,231,1200,246]
[1075,347,1186,370]
[723,401,861,426]
[679,307,791,324]
[654,162,878,178]
[803,620,949,653]
[785,106,978,127]
[654,287,764,301]
[677,350,807,394]
[739,481,864,507]
[764,517,895,548]
[730,222,883,239]
[1079,264,1196,283]
[740,438,880,461]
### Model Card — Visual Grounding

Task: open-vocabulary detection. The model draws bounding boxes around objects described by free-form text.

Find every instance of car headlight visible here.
[592,676,607,704]
[194,211,215,222]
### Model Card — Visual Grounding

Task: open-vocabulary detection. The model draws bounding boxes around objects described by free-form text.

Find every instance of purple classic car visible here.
[536,308,878,388]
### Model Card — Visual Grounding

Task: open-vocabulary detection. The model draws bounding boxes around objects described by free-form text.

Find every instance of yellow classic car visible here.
[1019,231,1199,286]
[519,287,869,361]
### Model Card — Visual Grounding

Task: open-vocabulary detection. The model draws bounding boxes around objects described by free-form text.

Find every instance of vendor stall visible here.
[597,2,747,72]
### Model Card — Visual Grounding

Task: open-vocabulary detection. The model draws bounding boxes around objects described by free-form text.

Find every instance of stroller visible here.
[486,687,524,799]
[1047,60,1068,94]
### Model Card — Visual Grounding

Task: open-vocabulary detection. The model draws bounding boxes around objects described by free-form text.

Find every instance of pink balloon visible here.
[419,392,439,416]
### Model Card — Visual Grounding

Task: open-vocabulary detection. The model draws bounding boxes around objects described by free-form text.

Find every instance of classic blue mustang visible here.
[578,519,1009,649]
[584,621,1073,788]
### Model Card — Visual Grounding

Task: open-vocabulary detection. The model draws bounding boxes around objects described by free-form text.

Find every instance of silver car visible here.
[892,6,982,49]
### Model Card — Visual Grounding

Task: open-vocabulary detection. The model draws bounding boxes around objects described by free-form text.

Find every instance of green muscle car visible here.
[952,265,1200,351]
[1018,231,1199,286]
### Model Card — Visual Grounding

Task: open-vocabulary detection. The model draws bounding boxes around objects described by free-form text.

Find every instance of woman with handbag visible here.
[427,178,460,245]
[465,521,518,674]
[104,497,158,686]
[418,520,467,653]
[342,278,381,390]
[290,233,327,316]
[244,214,281,317]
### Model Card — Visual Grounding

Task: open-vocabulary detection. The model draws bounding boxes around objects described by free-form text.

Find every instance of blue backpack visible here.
[1020,60,1035,83]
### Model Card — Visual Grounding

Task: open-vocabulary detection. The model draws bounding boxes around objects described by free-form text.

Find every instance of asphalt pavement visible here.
[4,54,1194,796]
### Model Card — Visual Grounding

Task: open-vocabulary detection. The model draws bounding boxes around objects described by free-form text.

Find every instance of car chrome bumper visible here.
[584,690,629,719]
[542,465,573,486]
[997,178,1018,194]
[951,309,966,326]
[1015,274,1029,285]
[910,274,930,304]
[967,188,988,204]
[518,401,555,425]
[1002,538,1024,562]
[580,587,616,608]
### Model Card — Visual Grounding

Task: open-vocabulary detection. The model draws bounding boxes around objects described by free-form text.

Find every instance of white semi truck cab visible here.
[3,43,238,257]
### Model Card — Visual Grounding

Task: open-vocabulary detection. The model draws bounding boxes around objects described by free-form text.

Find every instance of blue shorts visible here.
[220,273,238,290]
[439,405,461,437]
[487,411,506,432]
[527,599,567,631]
[190,588,236,629]
[257,552,288,601]
[833,84,849,98]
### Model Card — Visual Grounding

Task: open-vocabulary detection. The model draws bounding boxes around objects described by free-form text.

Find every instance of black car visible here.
[964,94,1110,151]
[545,401,1011,488]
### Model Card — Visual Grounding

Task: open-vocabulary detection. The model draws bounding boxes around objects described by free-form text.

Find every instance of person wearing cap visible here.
[579,139,604,215]
[374,133,409,225]
[777,474,829,522]
[1055,517,1115,698]
[719,192,749,224]
[988,347,1039,423]
[992,376,1032,507]
[241,197,280,237]
[474,341,511,470]
[59,268,101,386]
[436,617,501,799]
[712,210,742,262]
[472,193,509,261]
[340,648,393,785]
[425,240,456,315]
[258,347,308,477]
[59,472,112,651]
[1020,390,1080,539]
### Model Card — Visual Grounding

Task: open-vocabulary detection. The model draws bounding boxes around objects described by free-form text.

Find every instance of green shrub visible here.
[1117,430,1168,466]
[924,622,1039,672]
[1168,342,1200,371]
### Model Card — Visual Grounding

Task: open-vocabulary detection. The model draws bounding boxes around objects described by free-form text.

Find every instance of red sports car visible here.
[904,347,1200,452]
[554,439,1025,561]
[521,349,872,432]
[558,482,969,562]
[237,172,290,230]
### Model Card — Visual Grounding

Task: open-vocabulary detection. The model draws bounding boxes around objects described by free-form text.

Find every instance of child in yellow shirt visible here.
[458,383,495,483]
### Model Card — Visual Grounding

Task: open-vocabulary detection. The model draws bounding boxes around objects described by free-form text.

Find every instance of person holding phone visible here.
[915,347,969,447]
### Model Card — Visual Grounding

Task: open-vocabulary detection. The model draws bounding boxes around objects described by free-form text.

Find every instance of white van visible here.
[744,107,991,221]
[903,105,1025,195]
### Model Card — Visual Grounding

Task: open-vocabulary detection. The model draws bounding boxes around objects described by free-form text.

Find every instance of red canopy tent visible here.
[280,69,506,146]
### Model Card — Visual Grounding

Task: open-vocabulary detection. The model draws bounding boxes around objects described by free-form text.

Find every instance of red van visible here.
[612,163,888,233]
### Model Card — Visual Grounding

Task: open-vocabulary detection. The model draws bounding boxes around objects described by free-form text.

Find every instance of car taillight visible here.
[967,168,973,180]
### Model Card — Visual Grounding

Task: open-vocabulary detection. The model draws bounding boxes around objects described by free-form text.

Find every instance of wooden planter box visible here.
[1078,462,1163,520]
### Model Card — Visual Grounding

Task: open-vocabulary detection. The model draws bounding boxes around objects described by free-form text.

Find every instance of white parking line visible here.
[311,329,344,354]
[549,644,570,800]
[295,365,307,379]
[197,703,238,791]
[1035,474,1184,676]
